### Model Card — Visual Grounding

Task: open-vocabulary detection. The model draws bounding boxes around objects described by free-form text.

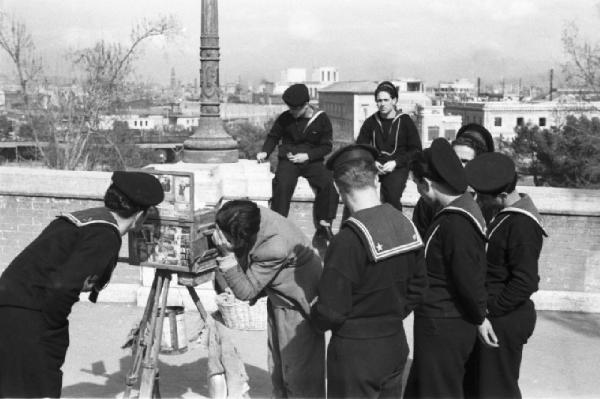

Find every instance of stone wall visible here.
[1,163,599,311]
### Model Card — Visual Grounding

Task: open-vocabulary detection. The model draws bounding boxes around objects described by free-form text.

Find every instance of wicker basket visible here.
[215,293,268,330]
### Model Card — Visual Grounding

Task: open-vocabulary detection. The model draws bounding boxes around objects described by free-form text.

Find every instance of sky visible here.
[1,0,600,87]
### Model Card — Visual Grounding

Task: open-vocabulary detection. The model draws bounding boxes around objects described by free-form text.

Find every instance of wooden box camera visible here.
[128,170,218,276]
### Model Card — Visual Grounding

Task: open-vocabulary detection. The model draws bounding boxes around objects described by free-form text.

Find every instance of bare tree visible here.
[1,13,180,170]
[56,14,181,170]
[0,10,43,107]
[562,22,600,91]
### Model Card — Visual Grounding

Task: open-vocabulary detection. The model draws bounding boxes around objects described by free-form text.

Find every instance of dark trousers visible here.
[327,330,409,399]
[464,300,537,399]
[405,316,477,399]
[0,306,69,398]
[271,159,339,222]
[379,167,409,211]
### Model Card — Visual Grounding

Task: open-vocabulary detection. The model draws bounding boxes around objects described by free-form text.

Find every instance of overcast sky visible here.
[1,0,600,87]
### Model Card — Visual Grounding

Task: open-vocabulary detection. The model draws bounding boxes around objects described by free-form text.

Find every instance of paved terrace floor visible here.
[60,303,600,399]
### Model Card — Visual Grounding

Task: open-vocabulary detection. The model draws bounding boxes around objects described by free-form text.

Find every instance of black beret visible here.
[456,123,495,153]
[111,171,164,207]
[326,144,379,171]
[282,83,310,107]
[424,138,468,193]
[465,152,516,194]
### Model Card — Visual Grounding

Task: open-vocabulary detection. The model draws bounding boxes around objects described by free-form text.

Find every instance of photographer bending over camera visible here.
[212,200,325,399]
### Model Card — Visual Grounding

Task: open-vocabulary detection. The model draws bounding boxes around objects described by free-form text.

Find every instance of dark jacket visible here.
[412,197,441,239]
[356,112,422,167]
[0,207,121,329]
[312,204,427,338]
[261,109,333,161]
[415,193,487,325]
[486,194,546,317]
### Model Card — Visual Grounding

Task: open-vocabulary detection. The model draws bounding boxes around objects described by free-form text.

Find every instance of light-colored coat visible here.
[221,206,325,398]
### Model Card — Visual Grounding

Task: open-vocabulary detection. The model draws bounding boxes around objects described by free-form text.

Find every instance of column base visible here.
[182,149,239,163]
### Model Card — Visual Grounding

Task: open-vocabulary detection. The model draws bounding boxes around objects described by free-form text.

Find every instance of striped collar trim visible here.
[372,112,405,156]
[60,212,120,231]
[438,206,487,237]
[346,216,423,261]
[497,207,548,236]
[302,110,324,134]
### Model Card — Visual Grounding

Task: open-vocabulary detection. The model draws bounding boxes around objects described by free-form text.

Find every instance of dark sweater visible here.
[486,194,545,316]
[412,197,440,239]
[415,193,487,325]
[0,208,121,329]
[312,204,427,338]
[261,109,333,161]
[356,112,422,167]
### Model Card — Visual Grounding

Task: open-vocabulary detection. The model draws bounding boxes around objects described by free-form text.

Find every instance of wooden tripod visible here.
[124,269,209,399]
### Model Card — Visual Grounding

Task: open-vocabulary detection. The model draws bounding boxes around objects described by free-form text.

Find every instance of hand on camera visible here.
[212,226,234,257]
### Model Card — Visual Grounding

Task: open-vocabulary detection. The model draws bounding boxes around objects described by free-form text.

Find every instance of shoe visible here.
[317,225,334,241]
[312,225,333,258]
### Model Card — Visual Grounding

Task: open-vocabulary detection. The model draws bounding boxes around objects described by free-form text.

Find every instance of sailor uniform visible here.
[412,197,440,239]
[356,112,422,210]
[312,203,427,398]
[467,194,546,399]
[405,193,487,399]
[0,208,122,398]
[262,108,339,221]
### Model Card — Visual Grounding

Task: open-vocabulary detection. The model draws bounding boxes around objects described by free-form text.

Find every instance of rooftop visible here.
[319,80,378,94]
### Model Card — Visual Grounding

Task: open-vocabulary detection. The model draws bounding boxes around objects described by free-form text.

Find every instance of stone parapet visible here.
[1,165,600,313]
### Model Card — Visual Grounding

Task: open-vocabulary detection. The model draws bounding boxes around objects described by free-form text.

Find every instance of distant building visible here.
[312,67,338,85]
[433,79,475,100]
[253,80,277,105]
[167,100,285,128]
[98,114,166,131]
[319,79,456,148]
[0,90,5,113]
[280,68,307,84]
[395,78,425,93]
[445,99,600,141]
[222,82,238,96]
[416,105,463,147]
[274,66,340,102]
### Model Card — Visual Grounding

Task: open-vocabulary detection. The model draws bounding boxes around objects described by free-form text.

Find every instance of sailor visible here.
[356,81,422,211]
[257,83,339,247]
[464,152,546,399]
[404,138,495,399]
[0,171,164,398]
[412,123,495,238]
[311,144,427,398]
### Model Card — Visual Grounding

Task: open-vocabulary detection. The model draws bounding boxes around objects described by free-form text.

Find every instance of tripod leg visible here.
[153,372,161,399]
[140,270,171,399]
[124,271,160,399]
[187,286,208,322]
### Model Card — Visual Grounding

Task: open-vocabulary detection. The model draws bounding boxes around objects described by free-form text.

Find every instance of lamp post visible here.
[183,0,238,163]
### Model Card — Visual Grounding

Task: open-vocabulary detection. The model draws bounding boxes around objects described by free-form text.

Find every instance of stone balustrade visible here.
[1,163,599,312]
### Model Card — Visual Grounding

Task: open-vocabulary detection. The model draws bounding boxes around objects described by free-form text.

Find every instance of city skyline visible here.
[1,0,600,87]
